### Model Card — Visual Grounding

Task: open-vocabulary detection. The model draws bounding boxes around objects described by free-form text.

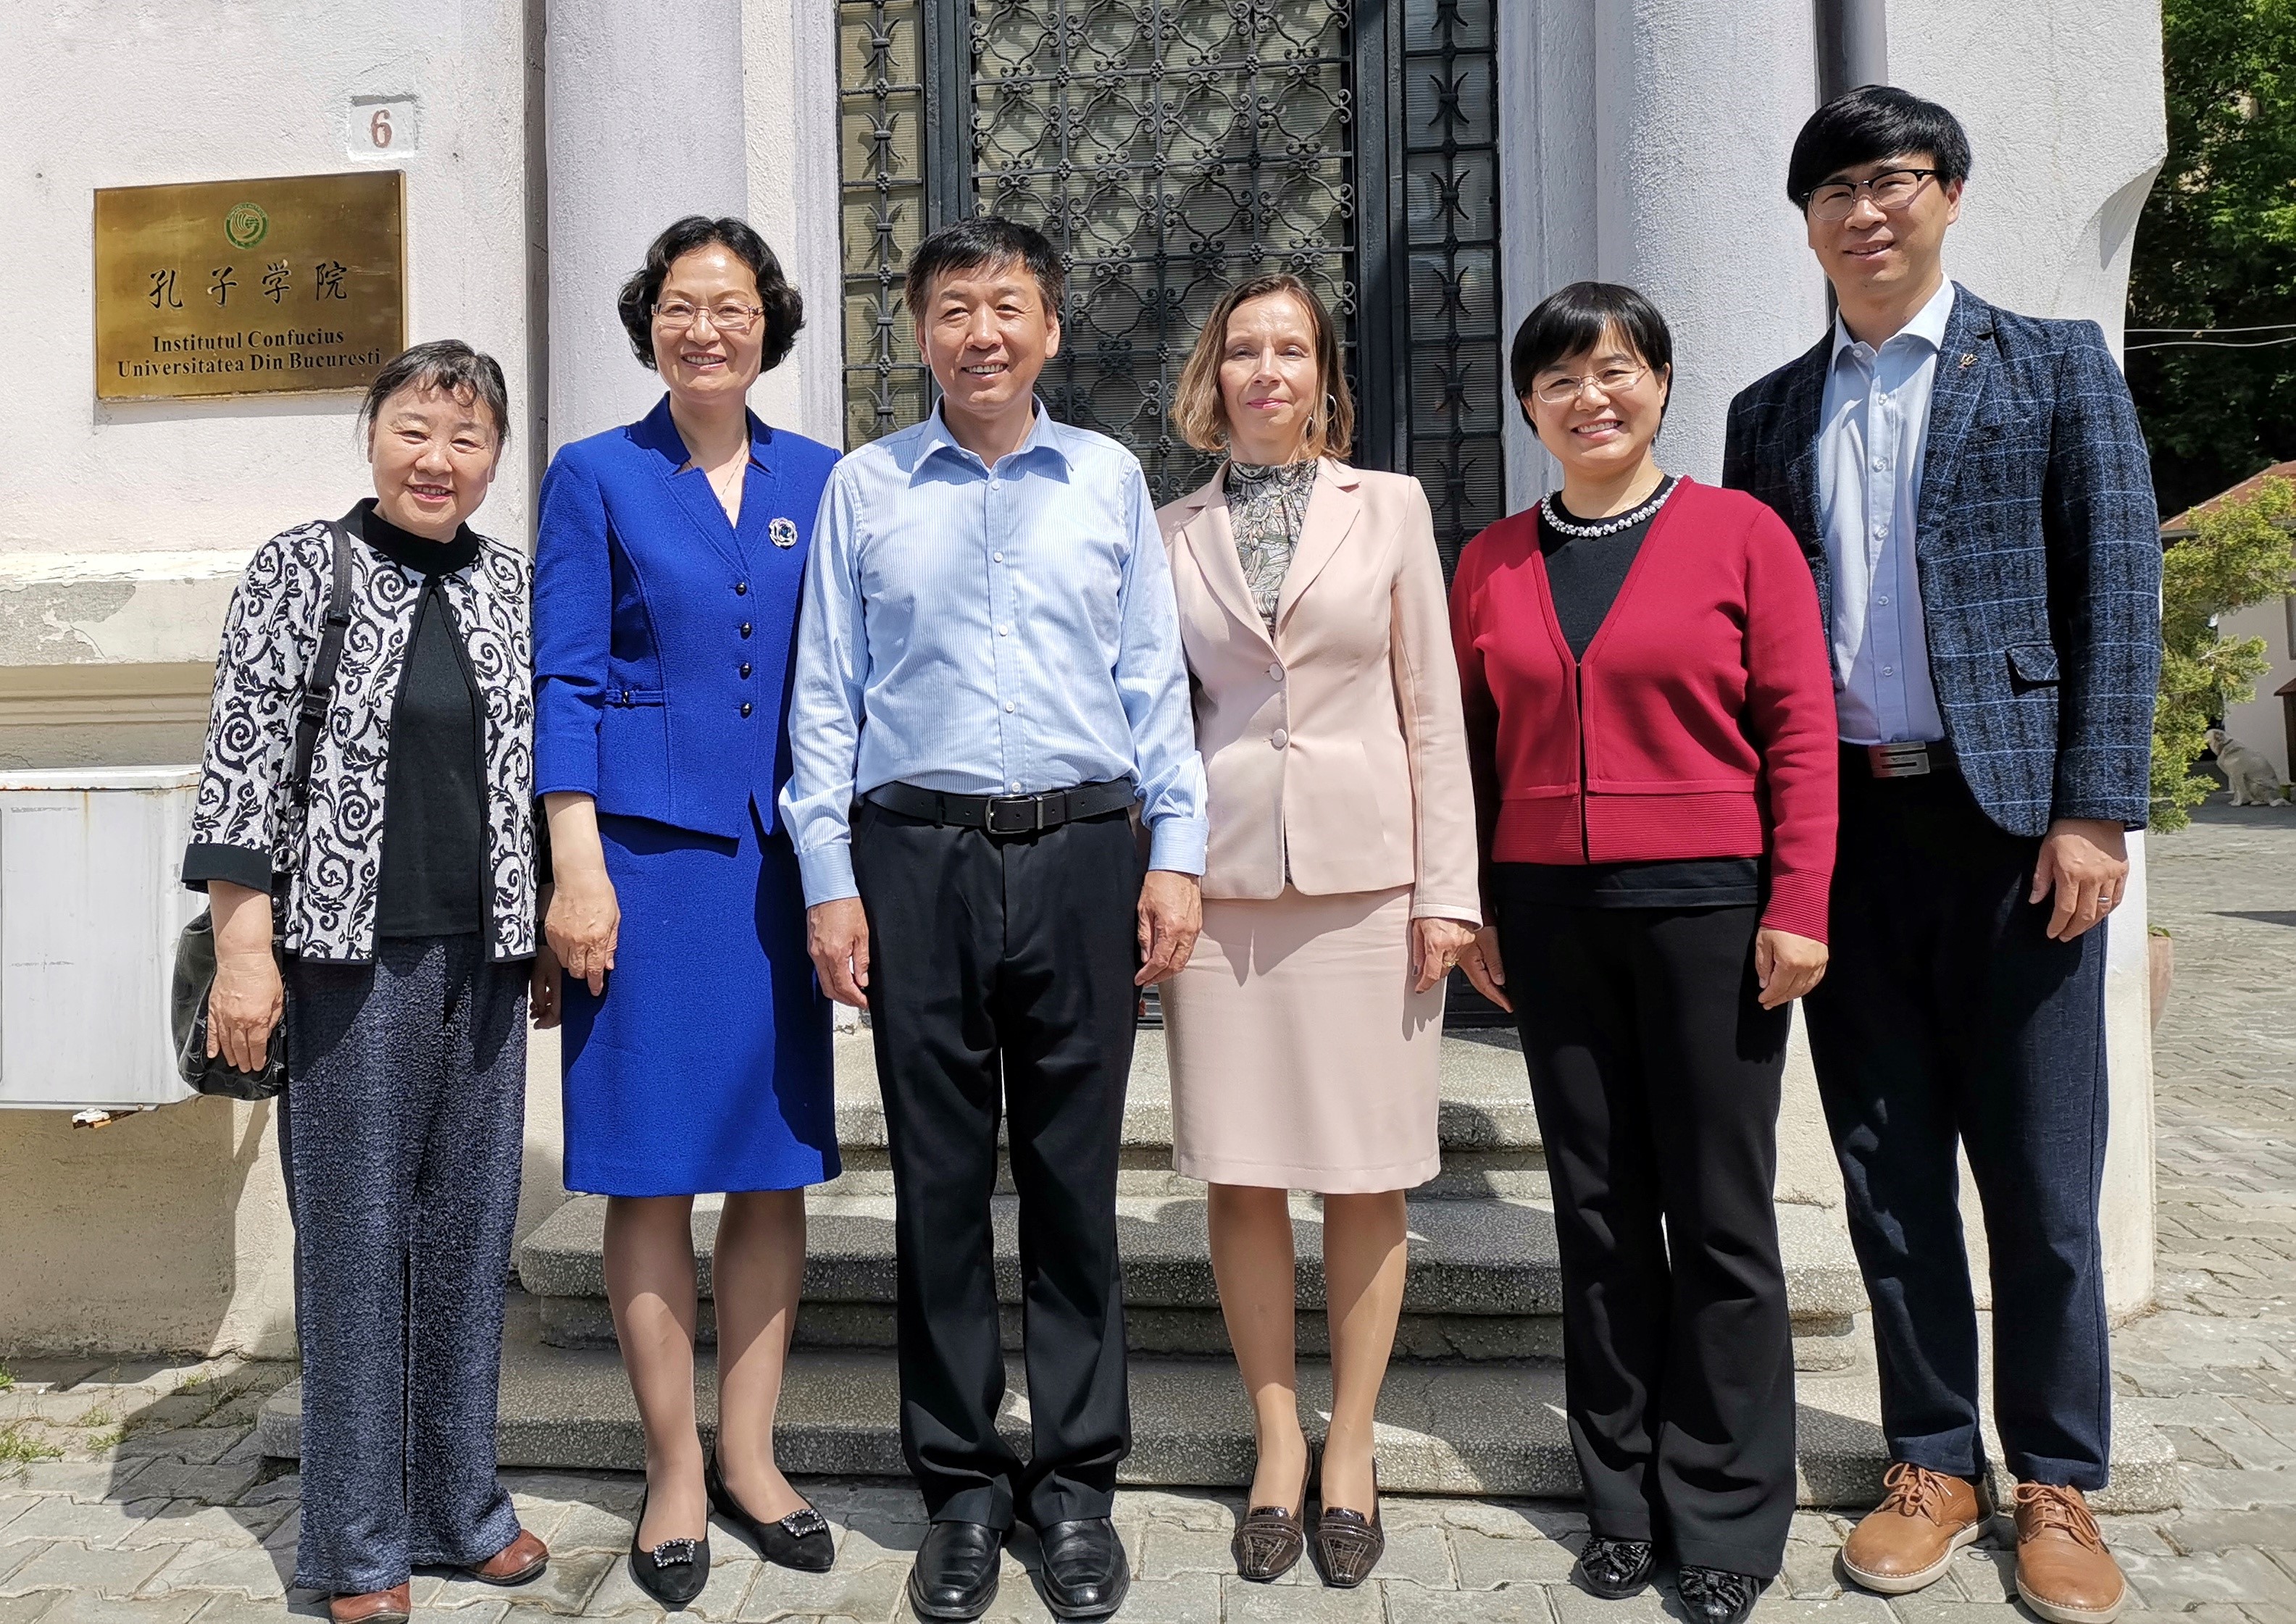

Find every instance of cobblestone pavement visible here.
[4,803,2294,1623]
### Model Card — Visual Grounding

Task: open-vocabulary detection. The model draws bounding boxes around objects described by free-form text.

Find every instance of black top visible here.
[363,503,489,938]
[1511,481,1763,911]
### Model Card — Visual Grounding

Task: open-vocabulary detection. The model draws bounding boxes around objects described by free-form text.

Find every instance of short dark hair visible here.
[617,216,804,372]
[358,340,510,448]
[903,215,1066,318]
[1508,282,1674,423]
[1787,85,1973,209]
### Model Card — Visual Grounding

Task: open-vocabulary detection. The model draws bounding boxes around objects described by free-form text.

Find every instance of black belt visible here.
[866,778,1135,834]
[1846,739,1956,779]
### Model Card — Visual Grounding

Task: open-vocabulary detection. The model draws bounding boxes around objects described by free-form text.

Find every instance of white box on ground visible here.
[0,767,201,1110]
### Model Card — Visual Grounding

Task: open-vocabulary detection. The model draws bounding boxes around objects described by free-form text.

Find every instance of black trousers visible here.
[1803,761,2111,1489]
[1497,887,1795,1578]
[851,799,1141,1529]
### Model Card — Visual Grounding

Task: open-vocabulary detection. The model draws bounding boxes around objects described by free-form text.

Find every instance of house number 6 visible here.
[369,109,393,149]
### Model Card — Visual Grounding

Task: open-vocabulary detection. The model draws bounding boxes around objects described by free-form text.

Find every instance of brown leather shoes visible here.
[462,1526,551,1586]
[2013,1483,2126,1623]
[328,1583,411,1624]
[1841,1462,1989,1594]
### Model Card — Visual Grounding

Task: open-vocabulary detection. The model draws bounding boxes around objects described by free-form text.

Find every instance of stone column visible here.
[545,0,748,452]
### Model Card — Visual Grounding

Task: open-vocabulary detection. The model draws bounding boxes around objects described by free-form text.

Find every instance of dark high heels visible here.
[706,1451,835,1572]
[1231,1441,1321,1582]
[1313,1457,1385,1588]
[627,1489,711,1608]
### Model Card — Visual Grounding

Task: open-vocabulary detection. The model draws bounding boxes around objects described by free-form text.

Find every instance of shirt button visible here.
[1005,701,1016,713]
[740,701,754,716]
[735,581,749,595]
[1266,662,1283,682]
[740,622,753,637]
[1871,457,1886,471]
[993,551,1004,563]
[1009,780,1022,792]
[998,624,1011,637]
[1877,595,1891,606]
[1881,666,1895,677]
[740,663,753,678]
[1272,728,1289,749]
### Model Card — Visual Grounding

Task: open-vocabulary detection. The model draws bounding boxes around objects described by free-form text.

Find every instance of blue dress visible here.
[533,398,842,1197]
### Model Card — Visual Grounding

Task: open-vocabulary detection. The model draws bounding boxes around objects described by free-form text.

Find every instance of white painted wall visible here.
[0,0,536,562]
[2221,598,2296,783]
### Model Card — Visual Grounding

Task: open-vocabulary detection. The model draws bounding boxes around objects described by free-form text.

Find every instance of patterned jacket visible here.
[185,511,539,962]
[1721,284,2162,837]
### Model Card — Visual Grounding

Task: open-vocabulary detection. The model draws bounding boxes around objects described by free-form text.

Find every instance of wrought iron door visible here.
[836,0,1505,567]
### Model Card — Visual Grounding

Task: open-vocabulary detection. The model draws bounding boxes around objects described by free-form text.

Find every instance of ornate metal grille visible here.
[1395,1,1504,569]
[835,0,1502,561]
[838,1,935,445]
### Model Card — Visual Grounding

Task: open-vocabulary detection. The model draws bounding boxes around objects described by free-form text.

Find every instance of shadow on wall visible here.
[0,1094,293,1360]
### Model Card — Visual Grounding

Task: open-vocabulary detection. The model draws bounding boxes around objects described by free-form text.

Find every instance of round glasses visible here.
[1529,364,1649,406]
[1806,167,1941,222]
[654,300,766,335]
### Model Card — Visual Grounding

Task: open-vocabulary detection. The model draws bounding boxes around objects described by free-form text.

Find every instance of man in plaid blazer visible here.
[1724,88,2159,1624]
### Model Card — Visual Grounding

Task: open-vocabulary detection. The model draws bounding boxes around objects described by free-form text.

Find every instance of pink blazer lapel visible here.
[1274,459,1364,634]
[1176,474,1277,655]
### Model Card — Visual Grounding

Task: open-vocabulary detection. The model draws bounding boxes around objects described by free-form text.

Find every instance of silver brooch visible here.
[769,516,799,549]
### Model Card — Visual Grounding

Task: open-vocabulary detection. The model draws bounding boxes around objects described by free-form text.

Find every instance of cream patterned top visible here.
[1224,458,1317,629]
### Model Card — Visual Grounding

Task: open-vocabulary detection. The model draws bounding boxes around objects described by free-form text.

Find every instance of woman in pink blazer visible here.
[1155,273,1493,1589]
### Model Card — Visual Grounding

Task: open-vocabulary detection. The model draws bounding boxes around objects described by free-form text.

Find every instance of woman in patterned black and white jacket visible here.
[181,341,552,1624]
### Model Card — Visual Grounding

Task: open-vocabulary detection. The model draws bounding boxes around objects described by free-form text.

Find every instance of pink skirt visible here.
[1161,884,1443,1193]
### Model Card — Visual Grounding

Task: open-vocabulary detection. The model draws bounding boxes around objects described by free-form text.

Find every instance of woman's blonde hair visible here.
[1171,273,1355,461]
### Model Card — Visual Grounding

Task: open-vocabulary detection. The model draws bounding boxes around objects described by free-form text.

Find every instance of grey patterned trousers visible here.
[280,934,528,1594]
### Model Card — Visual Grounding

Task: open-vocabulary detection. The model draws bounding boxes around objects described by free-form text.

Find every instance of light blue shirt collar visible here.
[915,396,1072,474]
[1831,276,1957,364]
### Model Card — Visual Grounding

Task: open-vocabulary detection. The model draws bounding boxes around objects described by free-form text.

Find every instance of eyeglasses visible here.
[1530,364,1649,407]
[653,300,766,334]
[1806,167,1941,222]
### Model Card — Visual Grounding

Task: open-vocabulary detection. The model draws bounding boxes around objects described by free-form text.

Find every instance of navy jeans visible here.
[1803,761,2111,1489]
[280,934,529,1594]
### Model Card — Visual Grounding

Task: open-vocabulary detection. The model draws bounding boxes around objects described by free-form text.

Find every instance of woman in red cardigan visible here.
[1450,283,1837,1624]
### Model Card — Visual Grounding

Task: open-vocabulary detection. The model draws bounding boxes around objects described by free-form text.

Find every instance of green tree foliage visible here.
[2126,0,2296,519]
[2153,477,2296,829]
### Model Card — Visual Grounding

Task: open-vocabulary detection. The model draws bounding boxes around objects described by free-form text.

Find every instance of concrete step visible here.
[820,1028,1545,1197]
[519,1189,1870,1367]
[254,1293,2181,1511]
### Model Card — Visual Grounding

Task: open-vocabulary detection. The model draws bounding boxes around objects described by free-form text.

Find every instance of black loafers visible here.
[627,1491,710,1609]
[908,1520,1005,1622]
[1574,1534,1656,1599]
[705,1452,835,1572]
[1679,1565,1766,1624]
[1036,1518,1130,1620]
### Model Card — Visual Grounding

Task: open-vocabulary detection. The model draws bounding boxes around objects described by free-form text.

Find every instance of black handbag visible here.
[170,521,354,1100]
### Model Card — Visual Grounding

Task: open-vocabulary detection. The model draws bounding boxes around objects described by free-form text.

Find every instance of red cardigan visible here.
[1450,477,1837,941]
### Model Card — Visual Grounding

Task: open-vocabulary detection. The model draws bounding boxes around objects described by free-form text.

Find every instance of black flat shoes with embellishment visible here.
[1574,1534,1657,1598]
[706,1452,835,1573]
[627,1490,711,1608]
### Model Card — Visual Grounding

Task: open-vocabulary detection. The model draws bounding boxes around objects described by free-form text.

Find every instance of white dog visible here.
[2207,728,2291,806]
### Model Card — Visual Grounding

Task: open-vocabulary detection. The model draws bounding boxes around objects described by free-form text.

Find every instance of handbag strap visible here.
[290,520,356,805]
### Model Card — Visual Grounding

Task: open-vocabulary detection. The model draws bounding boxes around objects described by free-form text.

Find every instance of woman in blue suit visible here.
[534,216,840,1604]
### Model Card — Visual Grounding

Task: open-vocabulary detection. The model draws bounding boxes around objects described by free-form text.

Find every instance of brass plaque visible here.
[93,171,406,401]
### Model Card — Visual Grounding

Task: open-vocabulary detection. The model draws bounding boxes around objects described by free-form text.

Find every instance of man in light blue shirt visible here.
[780,216,1203,1624]
[1817,275,1955,745]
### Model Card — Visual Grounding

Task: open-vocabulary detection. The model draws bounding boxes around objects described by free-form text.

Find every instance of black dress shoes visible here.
[1035,1518,1130,1620]
[907,1520,1005,1622]
[705,1452,835,1572]
[1574,1534,1656,1599]
[1677,1565,1766,1624]
[627,1491,711,1609]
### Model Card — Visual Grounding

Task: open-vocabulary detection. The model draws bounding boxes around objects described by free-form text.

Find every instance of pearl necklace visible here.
[1538,476,1679,539]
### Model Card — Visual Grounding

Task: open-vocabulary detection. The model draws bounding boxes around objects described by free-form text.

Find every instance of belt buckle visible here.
[985,795,1040,834]
[1868,741,1933,779]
